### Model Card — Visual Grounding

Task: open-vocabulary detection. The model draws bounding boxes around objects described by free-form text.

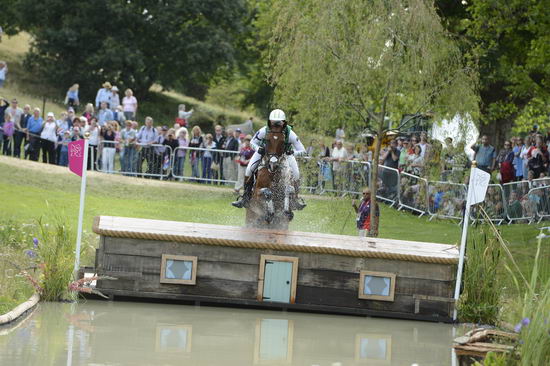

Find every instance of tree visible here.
[267,0,478,236]
[14,0,249,100]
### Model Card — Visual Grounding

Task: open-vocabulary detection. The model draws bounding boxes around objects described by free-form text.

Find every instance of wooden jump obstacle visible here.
[92,216,459,322]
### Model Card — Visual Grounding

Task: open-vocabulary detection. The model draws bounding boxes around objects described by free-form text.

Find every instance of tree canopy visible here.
[13,0,249,100]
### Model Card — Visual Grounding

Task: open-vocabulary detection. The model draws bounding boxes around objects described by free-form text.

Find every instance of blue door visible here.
[263,261,293,303]
[259,319,290,361]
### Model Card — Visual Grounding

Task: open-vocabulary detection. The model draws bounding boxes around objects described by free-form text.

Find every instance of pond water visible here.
[0,300,457,365]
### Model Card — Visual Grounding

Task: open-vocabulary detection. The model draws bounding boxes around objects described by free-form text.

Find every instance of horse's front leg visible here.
[260,187,274,223]
[284,185,295,220]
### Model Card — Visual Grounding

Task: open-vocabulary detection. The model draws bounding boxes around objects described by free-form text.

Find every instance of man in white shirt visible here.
[95,82,112,108]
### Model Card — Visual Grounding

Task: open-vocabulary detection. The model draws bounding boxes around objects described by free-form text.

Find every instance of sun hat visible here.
[102,81,112,89]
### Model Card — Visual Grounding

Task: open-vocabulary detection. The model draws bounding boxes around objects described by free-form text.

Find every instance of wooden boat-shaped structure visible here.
[92,216,459,322]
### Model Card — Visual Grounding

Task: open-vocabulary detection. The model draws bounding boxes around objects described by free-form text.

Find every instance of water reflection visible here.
[0,300,455,365]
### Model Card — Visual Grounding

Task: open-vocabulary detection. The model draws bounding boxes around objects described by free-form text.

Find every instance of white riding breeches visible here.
[245,152,300,181]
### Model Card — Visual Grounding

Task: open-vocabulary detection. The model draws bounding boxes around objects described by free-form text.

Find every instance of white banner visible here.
[468,167,490,206]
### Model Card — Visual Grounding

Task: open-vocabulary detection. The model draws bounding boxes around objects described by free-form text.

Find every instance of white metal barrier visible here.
[172,146,239,184]
[502,181,535,224]
[398,171,428,216]
[470,184,507,225]
[427,181,466,221]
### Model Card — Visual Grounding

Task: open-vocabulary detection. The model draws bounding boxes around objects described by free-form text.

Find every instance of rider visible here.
[232,109,307,210]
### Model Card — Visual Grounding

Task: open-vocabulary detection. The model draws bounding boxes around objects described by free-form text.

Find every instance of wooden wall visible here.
[96,236,456,321]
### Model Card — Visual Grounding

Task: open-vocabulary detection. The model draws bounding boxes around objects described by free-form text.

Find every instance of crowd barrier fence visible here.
[398,172,429,216]
[470,184,507,225]
[427,181,466,221]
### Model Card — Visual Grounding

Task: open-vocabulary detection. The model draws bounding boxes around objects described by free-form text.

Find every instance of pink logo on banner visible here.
[68,140,85,177]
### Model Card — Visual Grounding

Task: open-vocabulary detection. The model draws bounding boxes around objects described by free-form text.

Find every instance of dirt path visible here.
[0,156,335,200]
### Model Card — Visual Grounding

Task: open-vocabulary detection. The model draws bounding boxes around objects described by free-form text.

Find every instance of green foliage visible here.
[463,0,550,135]
[35,219,76,302]
[458,224,502,324]
[13,0,249,100]
[266,0,479,135]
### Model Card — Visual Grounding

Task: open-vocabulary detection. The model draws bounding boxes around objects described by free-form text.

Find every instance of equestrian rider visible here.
[232,109,307,209]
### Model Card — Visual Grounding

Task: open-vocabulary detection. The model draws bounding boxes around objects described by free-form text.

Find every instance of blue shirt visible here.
[98,109,114,127]
[27,116,43,134]
[474,145,496,167]
[137,126,158,144]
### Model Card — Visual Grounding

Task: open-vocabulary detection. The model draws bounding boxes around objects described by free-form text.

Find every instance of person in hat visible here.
[232,108,306,210]
[95,81,112,108]
[110,86,120,110]
[40,112,58,164]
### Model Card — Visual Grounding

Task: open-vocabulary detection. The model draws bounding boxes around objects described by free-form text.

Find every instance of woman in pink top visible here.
[122,89,138,120]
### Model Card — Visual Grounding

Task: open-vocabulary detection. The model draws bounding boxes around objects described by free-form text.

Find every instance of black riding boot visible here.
[292,181,307,210]
[232,177,254,208]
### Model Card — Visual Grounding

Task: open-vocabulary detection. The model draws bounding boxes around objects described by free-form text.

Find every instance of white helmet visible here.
[269,109,286,122]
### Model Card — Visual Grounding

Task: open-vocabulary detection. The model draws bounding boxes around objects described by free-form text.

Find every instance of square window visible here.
[358,271,396,302]
[160,255,197,285]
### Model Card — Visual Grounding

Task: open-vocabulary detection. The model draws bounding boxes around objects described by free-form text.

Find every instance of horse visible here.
[245,125,296,229]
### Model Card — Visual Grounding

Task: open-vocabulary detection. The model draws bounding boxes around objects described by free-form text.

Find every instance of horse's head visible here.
[265,125,285,173]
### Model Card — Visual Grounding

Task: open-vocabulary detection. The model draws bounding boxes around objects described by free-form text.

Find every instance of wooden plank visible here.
[94,216,459,263]
[102,237,456,281]
[93,288,452,322]
[98,276,259,300]
[99,252,453,298]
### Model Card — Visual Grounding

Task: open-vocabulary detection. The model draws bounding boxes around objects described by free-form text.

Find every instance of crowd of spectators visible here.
[0,80,549,223]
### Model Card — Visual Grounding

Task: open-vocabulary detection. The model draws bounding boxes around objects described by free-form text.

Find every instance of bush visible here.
[458,224,502,325]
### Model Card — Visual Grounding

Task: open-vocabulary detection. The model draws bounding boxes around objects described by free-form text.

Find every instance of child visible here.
[58,131,72,166]
[174,129,188,179]
[2,112,14,155]
[176,104,194,127]
[201,133,215,182]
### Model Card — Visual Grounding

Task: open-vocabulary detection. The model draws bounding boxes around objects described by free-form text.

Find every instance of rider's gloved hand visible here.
[286,148,294,155]
[258,147,266,156]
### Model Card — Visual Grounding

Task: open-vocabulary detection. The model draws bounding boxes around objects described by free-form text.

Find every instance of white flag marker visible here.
[453,163,490,321]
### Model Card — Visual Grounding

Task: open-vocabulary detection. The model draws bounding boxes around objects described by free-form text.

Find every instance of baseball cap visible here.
[235,128,242,132]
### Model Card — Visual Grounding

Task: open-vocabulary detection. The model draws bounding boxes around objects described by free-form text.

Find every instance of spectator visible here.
[95,82,112,108]
[507,191,523,219]
[120,120,137,175]
[407,145,424,176]
[136,116,158,177]
[176,104,193,127]
[512,137,524,181]
[317,141,332,190]
[97,102,113,127]
[163,128,179,179]
[174,128,188,180]
[0,61,7,88]
[122,89,138,120]
[352,188,378,237]
[213,125,226,182]
[153,126,168,177]
[110,86,120,110]
[65,84,80,110]
[398,139,411,171]
[223,128,239,183]
[201,133,216,182]
[14,104,31,158]
[418,132,431,159]
[527,136,547,178]
[40,112,57,164]
[188,126,203,181]
[113,105,126,127]
[520,136,533,180]
[335,126,345,140]
[2,113,14,155]
[381,139,399,197]
[27,107,43,161]
[58,131,71,166]
[473,135,496,173]
[82,103,94,122]
[235,135,253,194]
[84,117,100,170]
[100,122,117,173]
[331,139,348,190]
[497,140,515,184]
